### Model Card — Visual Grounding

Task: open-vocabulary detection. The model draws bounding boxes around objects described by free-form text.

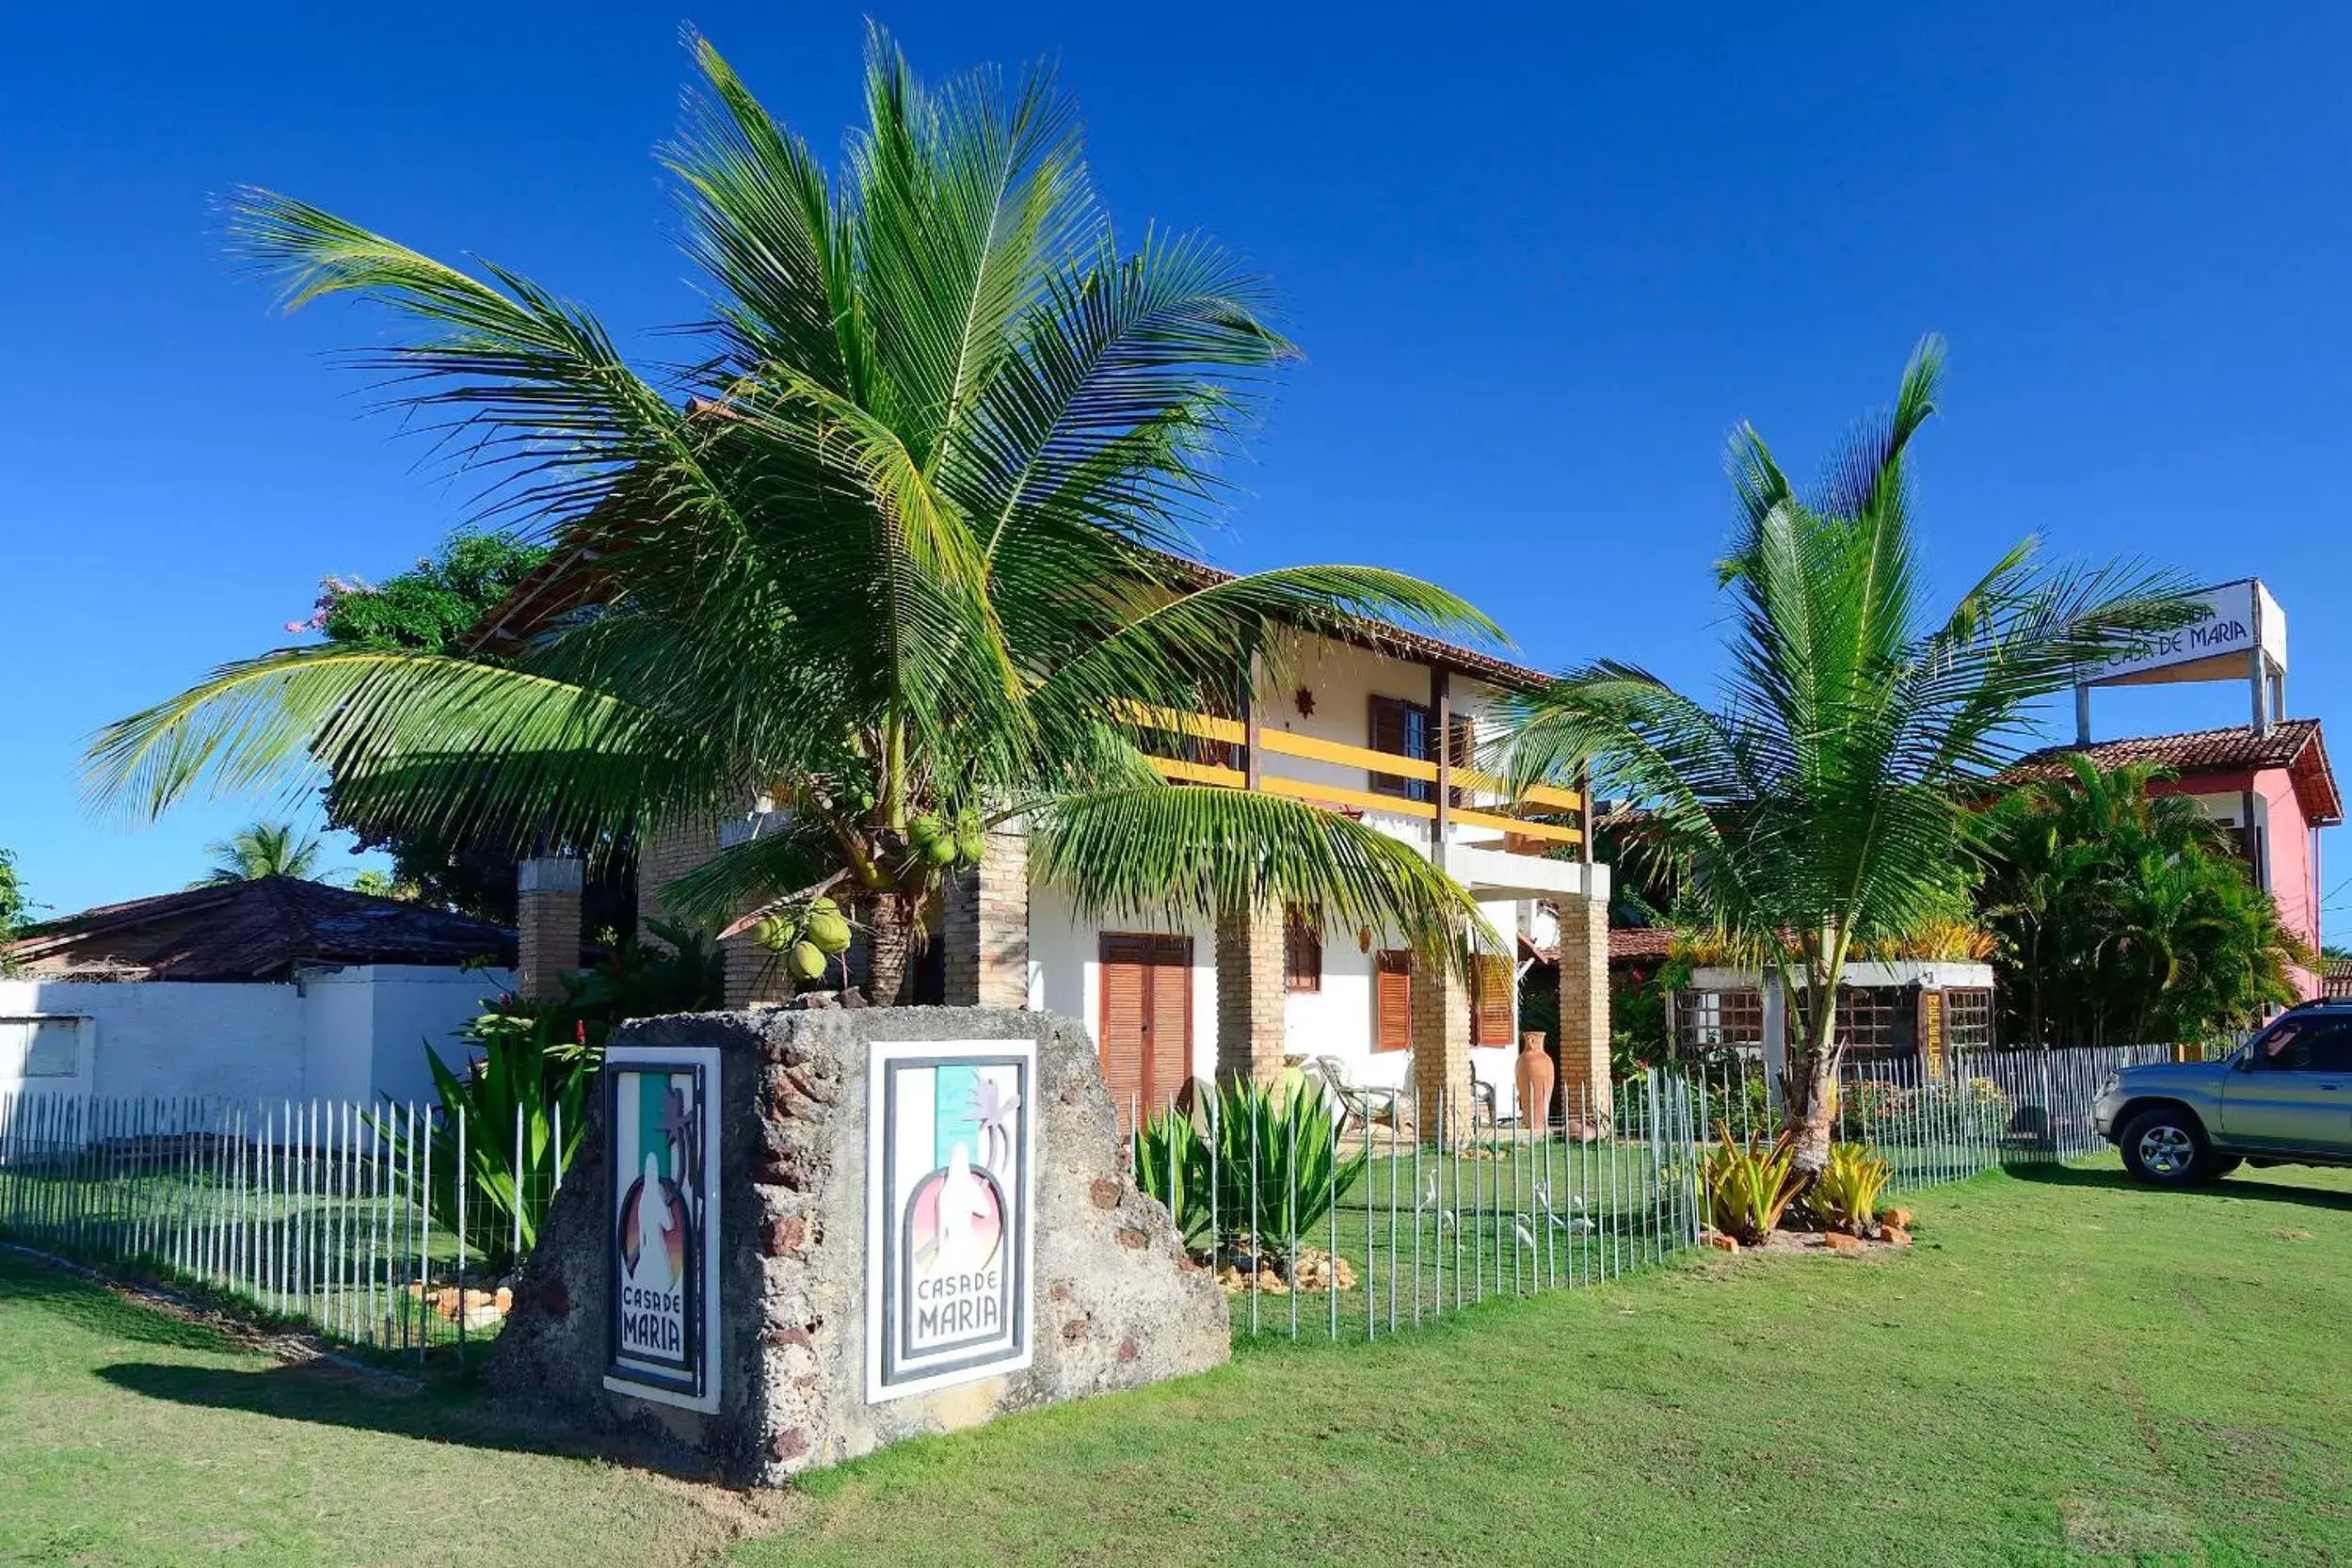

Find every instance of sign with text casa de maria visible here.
[865,1038,1034,1402]
[602,1044,722,1413]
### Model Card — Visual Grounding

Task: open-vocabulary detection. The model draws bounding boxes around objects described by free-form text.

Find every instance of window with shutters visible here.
[1284,905,1321,992]
[1367,696,1432,801]
[1471,954,1514,1046]
[1096,934,1193,1128]
[1373,950,1413,1051]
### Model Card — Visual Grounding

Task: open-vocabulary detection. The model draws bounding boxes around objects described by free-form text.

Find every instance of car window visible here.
[2253,1018,2352,1072]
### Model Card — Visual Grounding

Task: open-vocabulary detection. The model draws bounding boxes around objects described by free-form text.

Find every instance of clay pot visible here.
[1514,1032,1556,1129]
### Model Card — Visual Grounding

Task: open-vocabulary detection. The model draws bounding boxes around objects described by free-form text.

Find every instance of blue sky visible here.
[4,3,2347,924]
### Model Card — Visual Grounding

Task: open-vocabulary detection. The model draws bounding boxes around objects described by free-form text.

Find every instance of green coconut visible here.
[786,940,829,983]
[924,833,960,867]
[954,829,987,867]
[807,909,853,955]
[754,915,792,951]
[907,812,946,850]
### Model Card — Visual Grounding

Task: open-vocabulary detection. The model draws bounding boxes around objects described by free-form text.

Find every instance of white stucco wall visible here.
[0,965,517,1112]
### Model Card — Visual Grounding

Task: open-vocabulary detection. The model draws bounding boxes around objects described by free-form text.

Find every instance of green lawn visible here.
[6,1160,2351,1565]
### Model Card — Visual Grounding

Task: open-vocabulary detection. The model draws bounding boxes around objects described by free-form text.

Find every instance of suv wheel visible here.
[2120,1107,2213,1185]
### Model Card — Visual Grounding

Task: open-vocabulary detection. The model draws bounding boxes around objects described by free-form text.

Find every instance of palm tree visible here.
[1500,338,2191,1164]
[195,822,326,886]
[1981,757,2307,1046]
[88,31,1498,1002]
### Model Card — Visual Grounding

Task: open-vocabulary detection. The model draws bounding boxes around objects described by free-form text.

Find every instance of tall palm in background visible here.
[1502,338,2191,1163]
[89,31,1499,1000]
[195,822,325,887]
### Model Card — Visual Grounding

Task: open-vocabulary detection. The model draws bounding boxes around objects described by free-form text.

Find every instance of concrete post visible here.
[944,822,1031,1008]
[517,855,584,1002]
[1410,945,1472,1138]
[1213,903,1287,1085]
[1553,892,1612,1126]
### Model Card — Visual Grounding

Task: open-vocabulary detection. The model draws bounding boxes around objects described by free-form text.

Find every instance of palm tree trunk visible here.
[863,891,916,1006]
[1781,1007,1839,1172]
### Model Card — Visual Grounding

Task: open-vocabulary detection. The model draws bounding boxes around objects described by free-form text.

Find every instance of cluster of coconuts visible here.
[754,896,854,984]
[907,807,987,871]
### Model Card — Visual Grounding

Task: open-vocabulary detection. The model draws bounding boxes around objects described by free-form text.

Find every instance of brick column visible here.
[1214,903,1286,1085]
[1555,892,1612,1126]
[1410,945,1472,1138]
[944,822,1030,1008]
[636,816,720,943]
[516,855,584,1001]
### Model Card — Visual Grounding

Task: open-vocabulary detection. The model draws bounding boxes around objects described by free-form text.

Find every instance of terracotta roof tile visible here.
[2002,719,2340,824]
[13,877,516,983]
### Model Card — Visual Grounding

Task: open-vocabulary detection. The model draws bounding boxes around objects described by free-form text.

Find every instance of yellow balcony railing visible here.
[1116,702,1584,851]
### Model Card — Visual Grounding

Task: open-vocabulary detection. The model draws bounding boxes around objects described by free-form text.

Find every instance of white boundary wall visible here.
[0,965,516,1108]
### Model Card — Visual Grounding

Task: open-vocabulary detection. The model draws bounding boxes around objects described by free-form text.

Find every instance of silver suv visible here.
[2095,1000,2352,1185]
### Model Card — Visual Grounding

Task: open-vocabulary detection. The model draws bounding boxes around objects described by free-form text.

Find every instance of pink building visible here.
[2008,719,2341,997]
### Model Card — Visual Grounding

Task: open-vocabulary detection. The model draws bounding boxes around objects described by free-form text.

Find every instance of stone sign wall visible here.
[488,1006,1227,1483]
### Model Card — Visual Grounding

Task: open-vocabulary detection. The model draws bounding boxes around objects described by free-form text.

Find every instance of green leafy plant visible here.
[1702,1127,1807,1244]
[1132,1078,1368,1252]
[1803,1142,1892,1234]
[392,918,724,1270]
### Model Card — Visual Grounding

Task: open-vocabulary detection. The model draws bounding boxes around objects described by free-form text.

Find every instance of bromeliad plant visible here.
[1701,1127,1807,1245]
[1802,1142,1893,1235]
[1132,1077,1368,1256]
[83,28,1500,999]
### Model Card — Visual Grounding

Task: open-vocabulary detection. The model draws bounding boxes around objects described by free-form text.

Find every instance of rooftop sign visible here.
[2084,579,2285,689]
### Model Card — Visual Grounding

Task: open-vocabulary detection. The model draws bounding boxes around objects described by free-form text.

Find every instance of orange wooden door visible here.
[1099,934,1193,1126]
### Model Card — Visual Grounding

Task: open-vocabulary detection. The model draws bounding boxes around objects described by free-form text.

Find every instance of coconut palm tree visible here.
[195,822,326,886]
[1500,338,2192,1165]
[88,30,1498,1002]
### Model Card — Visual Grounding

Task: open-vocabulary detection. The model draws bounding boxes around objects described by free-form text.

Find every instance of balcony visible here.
[1121,703,1603,902]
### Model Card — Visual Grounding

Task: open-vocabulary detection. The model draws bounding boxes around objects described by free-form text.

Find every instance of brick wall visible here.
[1213,904,1285,1084]
[943,823,1030,1008]
[1555,893,1612,1123]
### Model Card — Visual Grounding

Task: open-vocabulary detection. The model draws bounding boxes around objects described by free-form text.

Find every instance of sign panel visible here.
[602,1044,722,1414]
[865,1038,1034,1402]
[2084,580,2285,687]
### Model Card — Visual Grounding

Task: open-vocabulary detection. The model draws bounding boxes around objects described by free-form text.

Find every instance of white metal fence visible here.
[1135,1044,2184,1344]
[0,1095,548,1358]
[0,1046,2178,1355]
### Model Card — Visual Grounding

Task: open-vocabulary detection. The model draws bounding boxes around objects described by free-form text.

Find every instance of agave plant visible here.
[1132,1077,1368,1253]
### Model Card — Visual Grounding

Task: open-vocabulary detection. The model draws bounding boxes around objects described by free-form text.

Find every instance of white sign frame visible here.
[601,1043,724,1415]
[864,1037,1036,1403]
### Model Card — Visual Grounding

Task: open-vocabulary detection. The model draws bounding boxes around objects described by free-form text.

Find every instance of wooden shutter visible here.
[1098,934,1192,1129]
[1098,936,1151,1119]
[1368,696,1432,800]
[1374,950,1413,1051]
[1285,905,1321,993]
[1447,715,1477,808]
[1472,955,1513,1046]
[1146,938,1192,1113]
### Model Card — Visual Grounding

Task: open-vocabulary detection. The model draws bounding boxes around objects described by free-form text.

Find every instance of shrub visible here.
[1803,1142,1892,1234]
[1132,1078,1368,1251]
[1702,1127,1806,1244]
